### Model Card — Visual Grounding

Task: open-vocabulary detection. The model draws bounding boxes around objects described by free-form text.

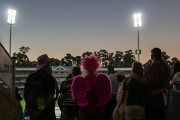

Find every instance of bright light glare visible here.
[134,13,141,27]
[7,9,16,24]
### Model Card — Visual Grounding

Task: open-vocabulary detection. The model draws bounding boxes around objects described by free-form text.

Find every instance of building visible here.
[15,66,132,92]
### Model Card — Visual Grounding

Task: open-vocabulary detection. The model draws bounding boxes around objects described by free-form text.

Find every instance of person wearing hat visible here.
[25,54,56,120]
[114,71,126,103]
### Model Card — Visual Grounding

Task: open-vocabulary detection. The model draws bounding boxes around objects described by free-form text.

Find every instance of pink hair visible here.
[81,54,101,72]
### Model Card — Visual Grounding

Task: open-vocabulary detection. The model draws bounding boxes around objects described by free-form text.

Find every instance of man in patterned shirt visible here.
[131,48,170,120]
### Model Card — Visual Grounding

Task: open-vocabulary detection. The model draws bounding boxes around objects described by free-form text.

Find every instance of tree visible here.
[94,50,109,67]
[51,59,61,66]
[123,50,136,67]
[113,51,123,67]
[82,51,93,57]
[143,60,152,72]
[13,46,31,67]
[60,53,74,66]
[73,56,82,66]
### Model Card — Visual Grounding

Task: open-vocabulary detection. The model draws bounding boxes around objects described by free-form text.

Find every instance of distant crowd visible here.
[15,47,180,120]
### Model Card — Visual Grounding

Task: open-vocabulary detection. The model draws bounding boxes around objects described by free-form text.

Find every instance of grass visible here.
[20,99,59,112]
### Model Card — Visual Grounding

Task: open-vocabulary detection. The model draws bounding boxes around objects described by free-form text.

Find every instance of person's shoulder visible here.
[26,72,37,82]
[97,73,109,79]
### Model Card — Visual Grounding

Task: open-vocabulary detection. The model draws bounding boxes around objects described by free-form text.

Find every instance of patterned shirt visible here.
[145,59,170,89]
[61,78,79,111]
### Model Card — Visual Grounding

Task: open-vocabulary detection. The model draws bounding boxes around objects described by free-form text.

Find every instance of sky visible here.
[0,0,180,64]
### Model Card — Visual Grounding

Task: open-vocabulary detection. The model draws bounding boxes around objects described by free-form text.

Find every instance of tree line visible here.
[13,46,180,71]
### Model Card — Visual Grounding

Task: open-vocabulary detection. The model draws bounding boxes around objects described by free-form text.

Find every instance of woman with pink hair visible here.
[71,54,112,120]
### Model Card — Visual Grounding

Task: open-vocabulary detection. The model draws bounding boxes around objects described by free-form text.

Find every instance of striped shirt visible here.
[61,78,79,111]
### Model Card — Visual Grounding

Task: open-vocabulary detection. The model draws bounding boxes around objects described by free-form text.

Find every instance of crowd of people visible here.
[22,47,180,120]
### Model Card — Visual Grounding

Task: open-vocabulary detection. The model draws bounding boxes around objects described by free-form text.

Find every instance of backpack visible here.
[24,73,47,111]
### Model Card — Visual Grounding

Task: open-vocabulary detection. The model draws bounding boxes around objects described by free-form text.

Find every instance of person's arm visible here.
[130,72,149,85]
[151,88,166,95]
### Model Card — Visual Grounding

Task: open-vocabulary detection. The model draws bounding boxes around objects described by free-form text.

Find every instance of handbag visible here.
[111,102,125,120]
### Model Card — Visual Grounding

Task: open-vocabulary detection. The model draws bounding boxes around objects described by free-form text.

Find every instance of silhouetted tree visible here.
[123,50,136,67]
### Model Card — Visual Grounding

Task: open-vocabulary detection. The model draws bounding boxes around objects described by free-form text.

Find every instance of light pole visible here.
[134,13,142,62]
[7,9,16,56]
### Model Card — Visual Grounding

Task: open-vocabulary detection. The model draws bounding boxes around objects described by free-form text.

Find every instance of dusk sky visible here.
[0,0,180,64]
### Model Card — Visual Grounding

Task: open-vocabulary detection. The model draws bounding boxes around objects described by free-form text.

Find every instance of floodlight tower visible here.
[134,13,142,62]
[7,9,16,56]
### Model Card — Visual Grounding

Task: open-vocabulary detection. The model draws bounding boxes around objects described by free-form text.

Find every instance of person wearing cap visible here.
[119,62,146,120]
[114,71,126,103]
[71,54,112,120]
[25,54,56,120]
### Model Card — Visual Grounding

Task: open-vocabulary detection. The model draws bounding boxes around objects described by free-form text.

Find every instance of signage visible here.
[0,42,13,90]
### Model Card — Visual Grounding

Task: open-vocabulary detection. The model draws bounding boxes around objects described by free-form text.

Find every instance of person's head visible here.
[174,62,180,74]
[107,65,114,74]
[72,66,81,77]
[151,48,161,62]
[81,54,101,74]
[132,62,143,76]
[114,71,126,83]
[36,54,54,72]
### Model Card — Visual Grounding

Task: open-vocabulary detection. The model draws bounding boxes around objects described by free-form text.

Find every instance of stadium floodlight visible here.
[8,9,16,24]
[7,9,16,55]
[133,13,142,61]
[134,13,141,27]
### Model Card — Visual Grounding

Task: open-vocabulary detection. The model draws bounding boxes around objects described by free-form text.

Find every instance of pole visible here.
[9,24,12,56]
[138,26,140,62]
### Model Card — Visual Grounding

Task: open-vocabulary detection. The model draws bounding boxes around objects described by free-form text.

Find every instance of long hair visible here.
[132,62,143,76]
[81,54,101,72]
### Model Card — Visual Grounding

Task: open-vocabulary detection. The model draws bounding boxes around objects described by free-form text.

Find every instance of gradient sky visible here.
[0,0,180,64]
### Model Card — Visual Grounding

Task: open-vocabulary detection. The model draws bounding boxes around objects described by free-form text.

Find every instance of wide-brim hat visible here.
[36,54,54,70]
